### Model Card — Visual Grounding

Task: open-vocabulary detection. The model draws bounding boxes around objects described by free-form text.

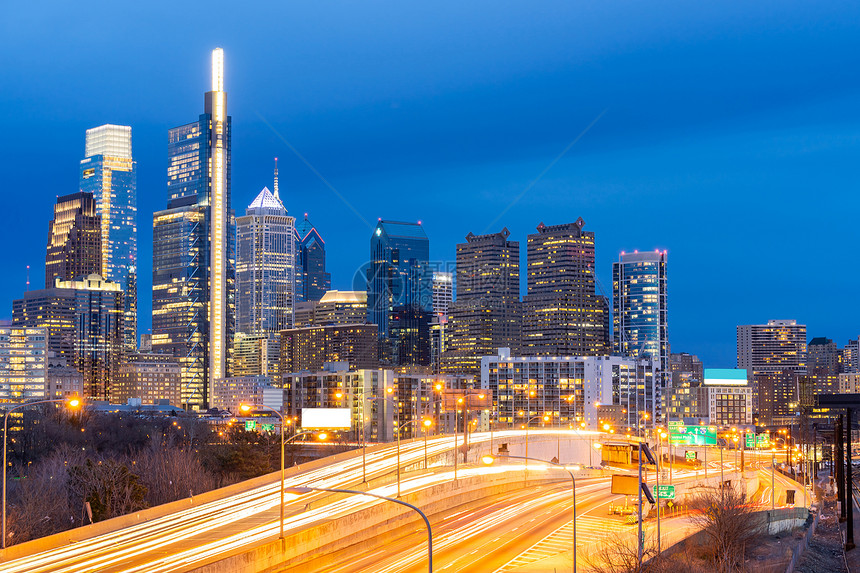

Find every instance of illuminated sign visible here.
[301,408,352,429]
[667,422,717,446]
[704,368,748,386]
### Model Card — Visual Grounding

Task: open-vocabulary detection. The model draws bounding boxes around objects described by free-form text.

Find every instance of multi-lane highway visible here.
[0,432,807,573]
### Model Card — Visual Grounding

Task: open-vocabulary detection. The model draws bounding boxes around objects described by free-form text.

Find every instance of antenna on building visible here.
[273,157,280,200]
[25,265,30,291]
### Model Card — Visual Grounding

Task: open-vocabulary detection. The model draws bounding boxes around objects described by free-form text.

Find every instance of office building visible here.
[432,272,453,316]
[521,219,608,356]
[13,275,123,401]
[45,192,102,287]
[114,353,181,405]
[613,250,669,419]
[295,214,330,303]
[666,352,704,421]
[152,48,234,410]
[839,373,860,393]
[737,319,807,413]
[236,185,296,334]
[0,327,47,402]
[233,332,281,378]
[283,364,395,441]
[700,369,753,426]
[280,323,379,373]
[443,228,522,378]
[213,375,282,413]
[45,353,84,400]
[842,338,859,373]
[294,290,368,328]
[755,369,800,426]
[807,337,839,376]
[367,220,432,365]
[80,124,138,352]
[481,348,658,432]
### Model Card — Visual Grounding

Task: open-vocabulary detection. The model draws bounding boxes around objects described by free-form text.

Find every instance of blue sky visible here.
[2,1,859,366]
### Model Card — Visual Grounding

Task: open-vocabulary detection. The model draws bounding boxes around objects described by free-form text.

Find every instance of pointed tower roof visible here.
[295,213,315,238]
[247,186,286,213]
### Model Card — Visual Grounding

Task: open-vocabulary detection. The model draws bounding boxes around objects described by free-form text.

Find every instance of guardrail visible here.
[784,507,818,573]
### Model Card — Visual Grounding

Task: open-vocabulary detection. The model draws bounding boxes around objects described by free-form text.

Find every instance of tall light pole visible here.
[3,397,82,549]
[287,485,433,573]
[238,404,326,541]
[482,454,580,573]
[369,391,400,495]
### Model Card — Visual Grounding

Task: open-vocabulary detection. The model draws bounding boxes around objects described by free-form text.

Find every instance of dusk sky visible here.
[2,1,859,367]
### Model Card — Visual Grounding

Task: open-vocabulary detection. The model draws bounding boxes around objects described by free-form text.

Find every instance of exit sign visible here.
[655,485,676,499]
[245,420,257,431]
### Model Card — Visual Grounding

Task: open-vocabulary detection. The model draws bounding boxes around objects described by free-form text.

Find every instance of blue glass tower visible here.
[79,124,137,352]
[366,220,432,366]
[295,214,330,303]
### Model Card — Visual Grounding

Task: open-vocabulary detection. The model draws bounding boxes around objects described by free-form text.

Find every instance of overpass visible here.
[0,430,803,572]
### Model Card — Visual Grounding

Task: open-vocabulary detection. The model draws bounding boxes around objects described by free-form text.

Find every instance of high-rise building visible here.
[114,353,181,406]
[432,272,453,316]
[80,124,137,352]
[152,48,234,410]
[236,185,296,334]
[45,192,102,287]
[737,319,807,414]
[613,250,669,420]
[13,275,123,401]
[808,337,839,376]
[279,323,379,374]
[522,219,608,356]
[295,214,330,303]
[232,332,281,378]
[0,327,47,402]
[667,352,704,422]
[842,338,860,373]
[294,290,368,328]
[442,228,521,378]
[366,220,432,366]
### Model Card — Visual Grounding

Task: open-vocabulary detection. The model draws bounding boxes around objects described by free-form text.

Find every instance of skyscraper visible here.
[80,124,137,351]
[45,192,102,287]
[613,250,669,420]
[521,219,608,356]
[152,48,234,410]
[295,214,330,303]
[236,185,296,334]
[442,228,522,378]
[737,319,807,414]
[366,220,432,366]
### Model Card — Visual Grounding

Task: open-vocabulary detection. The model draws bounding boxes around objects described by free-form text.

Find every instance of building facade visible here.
[45,192,102,288]
[481,348,658,432]
[114,353,181,405]
[0,327,47,402]
[522,219,608,356]
[79,124,138,352]
[233,332,281,378]
[443,228,521,378]
[280,323,379,373]
[295,214,330,303]
[294,290,368,328]
[152,48,235,410]
[613,250,669,420]
[737,319,807,414]
[213,375,282,413]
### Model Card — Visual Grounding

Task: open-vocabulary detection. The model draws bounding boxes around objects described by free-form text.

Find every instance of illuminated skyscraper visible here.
[522,219,608,356]
[152,48,234,410]
[613,250,669,420]
[442,228,521,378]
[366,220,432,366]
[80,124,137,352]
[737,319,807,414]
[295,214,330,303]
[45,192,102,287]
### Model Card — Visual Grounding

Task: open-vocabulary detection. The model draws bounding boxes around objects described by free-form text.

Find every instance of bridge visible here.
[0,430,807,572]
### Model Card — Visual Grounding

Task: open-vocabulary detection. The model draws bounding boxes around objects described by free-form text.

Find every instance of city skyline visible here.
[3,2,860,368]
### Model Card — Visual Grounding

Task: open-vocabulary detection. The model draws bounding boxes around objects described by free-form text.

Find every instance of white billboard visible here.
[301,408,352,429]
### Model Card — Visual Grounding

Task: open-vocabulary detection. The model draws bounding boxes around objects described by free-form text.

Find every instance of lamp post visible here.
[3,397,82,549]
[482,454,579,573]
[524,414,551,469]
[287,485,433,572]
[238,404,326,541]
[456,392,487,460]
[369,391,402,496]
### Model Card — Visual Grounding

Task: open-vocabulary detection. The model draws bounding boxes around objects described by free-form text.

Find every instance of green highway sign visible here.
[685,450,697,461]
[655,485,676,499]
[262,424,274,432]
[245,420,257,431]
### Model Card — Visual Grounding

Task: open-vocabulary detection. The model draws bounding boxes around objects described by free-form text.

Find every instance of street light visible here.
[3,396,82,548]
[238,404,326,540]
[369,393,402,496]
[482,454,580,573]
[287,485,433,572]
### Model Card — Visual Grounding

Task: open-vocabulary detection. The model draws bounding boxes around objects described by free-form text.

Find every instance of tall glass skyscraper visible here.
[236,186,296,334]
[366,220,432,366]
[295,214,330,303]
[613,250,668,419]
[45,192,102,287]
[152,48,234,410]
[80,124,137,352]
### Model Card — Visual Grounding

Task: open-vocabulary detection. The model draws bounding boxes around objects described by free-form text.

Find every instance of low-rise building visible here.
[114,353,181,405]
[213,375,282,414]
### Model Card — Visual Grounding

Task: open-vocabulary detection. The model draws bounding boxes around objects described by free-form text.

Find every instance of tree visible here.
[687,485,762,572]
[68,458,148,522]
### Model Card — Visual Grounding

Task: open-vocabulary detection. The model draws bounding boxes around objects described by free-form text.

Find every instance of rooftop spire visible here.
[273,157,279,200]
[211,48,224,92]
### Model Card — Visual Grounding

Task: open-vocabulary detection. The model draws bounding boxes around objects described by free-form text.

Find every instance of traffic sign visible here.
[245,420,257,431]
[685,450,697,461]
[655,484,676,499]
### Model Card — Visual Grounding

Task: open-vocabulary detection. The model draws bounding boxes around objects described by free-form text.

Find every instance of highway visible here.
[0,434,807,573]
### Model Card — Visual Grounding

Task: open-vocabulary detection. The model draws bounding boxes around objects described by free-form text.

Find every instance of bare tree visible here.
[67,457,148,522]
[133,445,219,506]
[687,485,763,572]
